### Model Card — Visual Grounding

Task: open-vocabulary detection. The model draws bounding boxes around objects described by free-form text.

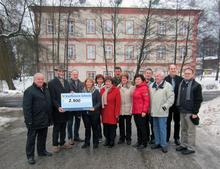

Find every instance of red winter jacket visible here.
[132,82,150,115]
[100,86,121,124]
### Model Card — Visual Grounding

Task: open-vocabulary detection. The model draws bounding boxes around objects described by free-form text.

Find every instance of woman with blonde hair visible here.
[81,78,101,149]
[117,72,134,145]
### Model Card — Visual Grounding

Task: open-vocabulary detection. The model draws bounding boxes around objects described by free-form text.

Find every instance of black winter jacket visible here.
[165,75,183,106]
[23,83,52,129]
[177,79,203,114]
[48,77,70,123]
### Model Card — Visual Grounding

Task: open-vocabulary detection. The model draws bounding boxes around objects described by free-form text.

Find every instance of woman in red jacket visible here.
[100,76,121,148]
[132,74,150,149]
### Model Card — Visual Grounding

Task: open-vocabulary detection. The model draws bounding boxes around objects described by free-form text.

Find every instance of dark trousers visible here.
[149,116,155,140]
[82,112,99,145]
[67,112,81,139]
[26,127,48,159]
[119,115,132,141]
[133,114,149,146]
[52,122,66,146]
[103,123,117,145]
[97,115,103,139]
[167,106,180,141]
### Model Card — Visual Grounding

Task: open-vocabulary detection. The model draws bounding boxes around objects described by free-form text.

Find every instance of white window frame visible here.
[125,46,134,60]
[157,46,166,59]
[125,20,134,34]
[105,45,113,59]
[87,45,96,60]
[67,20,74,34]
[47,19,55,34]
[86,19,96,34]
[104,20,113,34]
[179,22,188,35]
[67,45,76,59]
[157,21,166,35]
[87,71,96,79]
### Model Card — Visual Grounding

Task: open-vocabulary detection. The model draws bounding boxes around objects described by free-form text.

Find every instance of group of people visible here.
[23,64,203,165]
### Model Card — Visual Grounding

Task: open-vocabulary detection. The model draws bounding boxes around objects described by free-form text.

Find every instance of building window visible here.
[46,44,57,60]
[87,71,96,79]
[86,19,96,34]
[47,71,54,81]
[179,22,188,35]
[67,20,74,34]
[104,20,113,33]
[156,46,166,59]
[125,46,134,60]
[87,45,96,60]
[205,47,216,56]
[125,71,134,80]
[139,24,151,35]
[105,45,113,59]
[143,47,150,60]
[103,71,113,77]
[179,46,186,59]
[157,21,166,35]
[47,20,55,34]
[67,45,76,59]
[125,20,134,34]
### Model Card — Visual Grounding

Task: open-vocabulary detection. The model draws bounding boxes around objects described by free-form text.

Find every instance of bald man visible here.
[23,73,52,165]
[165,64,183,145]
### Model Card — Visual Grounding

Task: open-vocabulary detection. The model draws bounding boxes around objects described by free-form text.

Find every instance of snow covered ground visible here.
[199,96,220,137]
[0,77,33,96]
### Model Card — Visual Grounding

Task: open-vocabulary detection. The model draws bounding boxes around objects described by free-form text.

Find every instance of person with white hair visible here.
[149,70,174,153]
[23,73,53,165]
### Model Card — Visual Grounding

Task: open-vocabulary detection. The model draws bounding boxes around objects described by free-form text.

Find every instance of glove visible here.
[162,106,167,111]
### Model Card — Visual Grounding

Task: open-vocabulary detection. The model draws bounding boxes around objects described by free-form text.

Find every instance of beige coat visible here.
[118,83,134,116]
[149,81,174,117]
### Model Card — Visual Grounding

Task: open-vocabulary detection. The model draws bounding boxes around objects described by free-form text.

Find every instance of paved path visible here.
[0,109,219,169]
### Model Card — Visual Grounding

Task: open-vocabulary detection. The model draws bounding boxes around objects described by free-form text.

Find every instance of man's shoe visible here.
[81,143,90,149]
[149,139,155,144]
[181,149,195,155]
[28,157,35,165]
[126,140,131,145]
[74,138,84,142]
[132,142,141,147]
[162,147,168,153]
[136,144,147,149]
[53,146,60,153]
[93,144,98,149]
[174,139,181,146]
[104,140,110,146]
[118,140,124,144]
[151,144,161,149]
[69,139,75,145]
[61,143,73,149]
[38,151,52,157]
[176,146,187,152]
[108,144,114,148]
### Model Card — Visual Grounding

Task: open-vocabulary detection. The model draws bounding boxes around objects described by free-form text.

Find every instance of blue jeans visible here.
[153,117,167,148]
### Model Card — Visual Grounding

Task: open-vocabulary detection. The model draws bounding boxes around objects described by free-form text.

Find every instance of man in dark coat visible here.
[48,65,72,153]
[144,68,155,144]
[23,73,52,165]
[176,67,203,155]
[165,64,183,145]
[68,69,84,143]
[112,66,122,86]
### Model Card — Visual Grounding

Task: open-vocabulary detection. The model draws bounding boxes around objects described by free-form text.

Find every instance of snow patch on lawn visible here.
[199,97,220,137]
[0,117,18,127]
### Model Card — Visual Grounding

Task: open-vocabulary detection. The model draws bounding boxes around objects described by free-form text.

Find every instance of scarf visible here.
[176,79,193,106]
[152,80,165,90]
[102,86,111,108]
[83,86,96,93]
